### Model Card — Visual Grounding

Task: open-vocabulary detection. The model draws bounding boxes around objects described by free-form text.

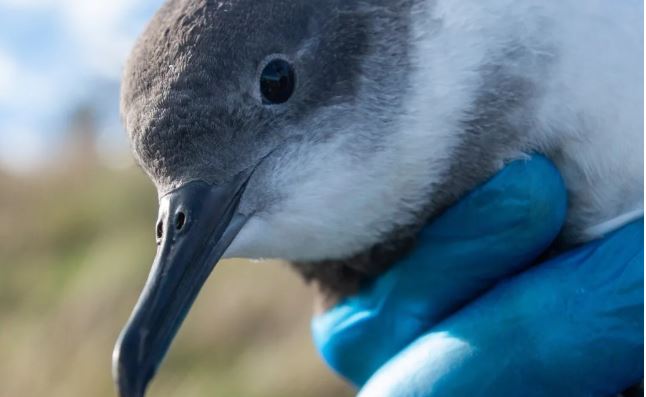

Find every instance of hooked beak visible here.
[112,172,251,397]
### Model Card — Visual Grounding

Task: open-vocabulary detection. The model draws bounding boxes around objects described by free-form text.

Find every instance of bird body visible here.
[114,1,643,395]
[290,0,644,296]
[399,0,643,242]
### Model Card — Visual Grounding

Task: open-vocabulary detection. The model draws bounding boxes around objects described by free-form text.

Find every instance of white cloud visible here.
[60,0,145,79]
[0,50,19,104]
[1,0,158,80]
[0,0,54,9]
[0,45,65,115]
[0,0,164,174]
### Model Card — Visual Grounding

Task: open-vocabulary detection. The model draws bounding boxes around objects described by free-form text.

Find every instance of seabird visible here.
[112,0,644,396]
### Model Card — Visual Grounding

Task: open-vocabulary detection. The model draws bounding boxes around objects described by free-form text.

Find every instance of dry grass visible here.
[0,163,353,397]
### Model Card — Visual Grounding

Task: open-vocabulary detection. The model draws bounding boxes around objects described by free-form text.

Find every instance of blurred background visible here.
[0,1,353,396]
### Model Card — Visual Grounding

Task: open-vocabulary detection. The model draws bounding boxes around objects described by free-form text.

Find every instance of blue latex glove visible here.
[312,156,644,396]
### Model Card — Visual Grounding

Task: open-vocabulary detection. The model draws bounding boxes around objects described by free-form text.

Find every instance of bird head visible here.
[113,1,427,396]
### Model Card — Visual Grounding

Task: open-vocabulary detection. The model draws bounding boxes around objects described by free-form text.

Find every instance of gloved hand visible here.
[312,156,644,397]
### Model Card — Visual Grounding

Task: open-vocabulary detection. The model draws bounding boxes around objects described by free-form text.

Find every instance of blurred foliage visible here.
[0,161,353,397]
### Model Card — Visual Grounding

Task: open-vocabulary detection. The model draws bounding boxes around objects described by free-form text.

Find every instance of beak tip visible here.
[112,328,151,397]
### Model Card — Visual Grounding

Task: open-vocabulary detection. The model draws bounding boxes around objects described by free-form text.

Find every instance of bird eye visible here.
[259,58,295,105]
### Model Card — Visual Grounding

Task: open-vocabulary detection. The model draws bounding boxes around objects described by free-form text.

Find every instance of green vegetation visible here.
[0,163,352,397]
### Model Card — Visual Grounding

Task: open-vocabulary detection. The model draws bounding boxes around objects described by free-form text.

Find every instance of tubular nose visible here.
[156,203,190,245]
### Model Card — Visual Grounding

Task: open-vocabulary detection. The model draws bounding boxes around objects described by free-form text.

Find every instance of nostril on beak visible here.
[156,220,164,244]
[175,212,186,231]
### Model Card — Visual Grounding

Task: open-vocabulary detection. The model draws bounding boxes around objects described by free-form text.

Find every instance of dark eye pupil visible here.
[260,59,295,104]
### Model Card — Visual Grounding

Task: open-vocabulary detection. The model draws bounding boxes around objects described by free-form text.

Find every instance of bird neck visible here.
[291,0,546,305]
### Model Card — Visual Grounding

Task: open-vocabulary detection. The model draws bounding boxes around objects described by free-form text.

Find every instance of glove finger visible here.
[359,219,644,397]
[313,155,567,386]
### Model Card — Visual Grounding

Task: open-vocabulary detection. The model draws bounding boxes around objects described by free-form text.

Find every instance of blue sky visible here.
[0,0,164,173]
